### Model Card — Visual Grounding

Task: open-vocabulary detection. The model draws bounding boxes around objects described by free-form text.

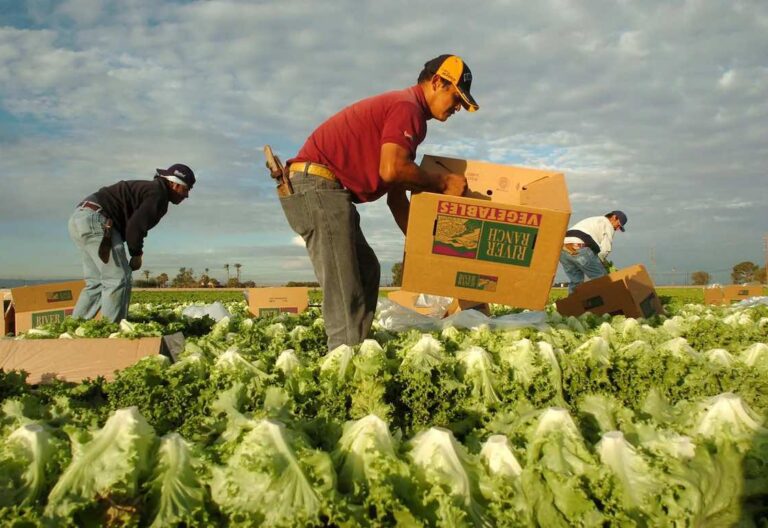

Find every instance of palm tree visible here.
[143,269,151,282]
[235,263,242,283]
[224,263,230,281]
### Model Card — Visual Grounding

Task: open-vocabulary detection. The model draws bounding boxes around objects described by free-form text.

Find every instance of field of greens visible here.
[1,293,767,527]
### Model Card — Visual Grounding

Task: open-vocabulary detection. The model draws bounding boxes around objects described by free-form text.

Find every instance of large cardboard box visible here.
[402,155,570,309]
[0,334,182,385]
[7,281,85,335]
[556,264,663,319]
[703,284,764,305]
[246,287,310,317]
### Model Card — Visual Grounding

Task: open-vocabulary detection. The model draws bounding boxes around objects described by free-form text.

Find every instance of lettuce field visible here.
[1,292,767,527]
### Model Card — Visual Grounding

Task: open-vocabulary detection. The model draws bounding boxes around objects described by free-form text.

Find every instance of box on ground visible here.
[246,287,310,317]
[402,155,570,310]
[0,333,183,385]
[703,284,764,305]
[4,281,85,336]
[556,264,664,319]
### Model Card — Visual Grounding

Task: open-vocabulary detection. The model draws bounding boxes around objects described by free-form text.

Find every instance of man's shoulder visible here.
[122,179,167,200]
[358,86,423,112]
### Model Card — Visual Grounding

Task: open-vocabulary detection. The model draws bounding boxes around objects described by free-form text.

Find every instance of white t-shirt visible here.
[564,216,615,259]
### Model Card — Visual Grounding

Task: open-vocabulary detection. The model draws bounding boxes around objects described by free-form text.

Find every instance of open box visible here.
[402,155,570,309]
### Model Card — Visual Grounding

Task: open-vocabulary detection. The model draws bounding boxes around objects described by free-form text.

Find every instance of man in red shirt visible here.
[281,54,479,350]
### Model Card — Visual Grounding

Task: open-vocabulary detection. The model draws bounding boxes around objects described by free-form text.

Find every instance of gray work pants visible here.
[278,171,380,350]
[68,206,132,322]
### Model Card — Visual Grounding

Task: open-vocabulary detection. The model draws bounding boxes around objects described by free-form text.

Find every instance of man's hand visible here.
[441,173,467,196]
[129,255,142,271]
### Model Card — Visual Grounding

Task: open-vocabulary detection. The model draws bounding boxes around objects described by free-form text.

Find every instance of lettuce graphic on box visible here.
[432,216,482,259]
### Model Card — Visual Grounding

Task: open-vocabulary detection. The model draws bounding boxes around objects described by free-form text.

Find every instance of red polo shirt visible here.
[291,85,430,203]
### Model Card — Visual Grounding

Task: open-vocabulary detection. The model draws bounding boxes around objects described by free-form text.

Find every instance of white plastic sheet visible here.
[735,296,768,308]
[376,298,549,332]
[181,301,232,322]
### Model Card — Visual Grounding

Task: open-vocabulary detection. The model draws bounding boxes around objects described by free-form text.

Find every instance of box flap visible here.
[10,281,86,313]
[0,336,165,385]
[420,155,570,212]
[387,289,450,316]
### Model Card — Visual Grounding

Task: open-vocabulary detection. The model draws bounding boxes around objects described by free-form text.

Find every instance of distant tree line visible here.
[133,264,258,288]
[132,260,766,289]
[688,261,766,285]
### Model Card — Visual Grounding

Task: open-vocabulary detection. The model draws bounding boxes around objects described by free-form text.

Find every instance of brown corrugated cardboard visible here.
[702,287,723,305]
[402,155,570,309]
[247,287,310,317]
[387,289,490,318]
[0,336,173,384]
[703,284,764,305]
[8,281,85,335]
[556,264,664,318]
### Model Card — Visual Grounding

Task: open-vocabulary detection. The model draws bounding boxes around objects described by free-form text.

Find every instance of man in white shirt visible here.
[560,210,627,294]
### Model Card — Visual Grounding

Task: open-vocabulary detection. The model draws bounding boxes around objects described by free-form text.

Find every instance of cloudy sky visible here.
[1,0,766,286]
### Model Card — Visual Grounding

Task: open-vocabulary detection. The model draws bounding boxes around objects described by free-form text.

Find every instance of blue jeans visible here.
[559,247,606,294]
[278,172,380,350]
[68,206,132,322]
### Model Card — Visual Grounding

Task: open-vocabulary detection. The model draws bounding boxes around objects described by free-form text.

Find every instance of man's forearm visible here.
[379,143,466,196]
[387,189,410,235]
[386,160,445,193]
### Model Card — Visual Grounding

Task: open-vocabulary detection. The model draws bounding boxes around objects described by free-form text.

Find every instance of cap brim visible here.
[457,87,479,112]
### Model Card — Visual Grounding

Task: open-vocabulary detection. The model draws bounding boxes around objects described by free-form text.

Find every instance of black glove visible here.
[129,255,142,271]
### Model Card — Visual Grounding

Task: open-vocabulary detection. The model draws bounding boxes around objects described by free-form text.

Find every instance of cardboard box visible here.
[246,287,309,317]
[0,333,183,385]
[6,281,85,335]
[555,264,664,319]
[703,284,764,305]
[402,155,570,309]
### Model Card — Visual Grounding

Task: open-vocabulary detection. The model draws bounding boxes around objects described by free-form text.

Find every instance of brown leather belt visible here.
[563,242,585,255]
[77,200,102,213]
[288,162,337,182]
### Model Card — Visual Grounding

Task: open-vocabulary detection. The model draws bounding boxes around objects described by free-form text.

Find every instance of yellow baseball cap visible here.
[424,54,479,112]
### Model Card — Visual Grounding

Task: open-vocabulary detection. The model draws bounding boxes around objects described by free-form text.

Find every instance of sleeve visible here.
[597,221,614,260]
[380,102,427,160]
[124,194,168,257]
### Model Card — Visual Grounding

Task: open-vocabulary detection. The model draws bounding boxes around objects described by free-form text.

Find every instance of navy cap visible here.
[156,163,195,189]
[607,210,627,231]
